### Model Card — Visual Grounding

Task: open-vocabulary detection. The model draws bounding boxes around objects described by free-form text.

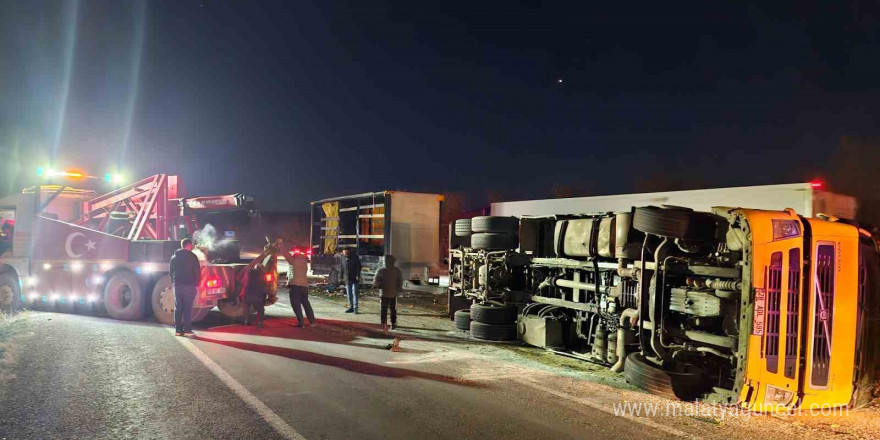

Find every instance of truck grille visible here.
[784,248,801,379]
[765,252,783,374]
[811,244,835,388]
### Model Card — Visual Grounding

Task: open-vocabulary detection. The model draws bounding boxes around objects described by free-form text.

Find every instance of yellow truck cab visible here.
[735,208,879,411]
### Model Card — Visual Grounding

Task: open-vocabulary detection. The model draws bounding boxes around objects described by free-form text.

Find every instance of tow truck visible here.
[0,173,278,323]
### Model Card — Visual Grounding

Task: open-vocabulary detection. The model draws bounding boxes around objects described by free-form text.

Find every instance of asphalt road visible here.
[0,298,694,440]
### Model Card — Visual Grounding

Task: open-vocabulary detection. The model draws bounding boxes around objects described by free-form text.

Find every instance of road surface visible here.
[0,294,867,439]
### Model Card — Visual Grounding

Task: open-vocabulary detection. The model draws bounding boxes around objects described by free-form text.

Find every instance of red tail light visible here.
[206,278,219,288]
[264,273,274,283]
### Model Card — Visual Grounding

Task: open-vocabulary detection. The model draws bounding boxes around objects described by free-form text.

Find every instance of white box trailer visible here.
[491,182,857,219]
[309,191,442,284]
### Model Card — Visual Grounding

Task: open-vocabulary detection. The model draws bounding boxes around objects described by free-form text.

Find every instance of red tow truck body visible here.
[0,175,276,322]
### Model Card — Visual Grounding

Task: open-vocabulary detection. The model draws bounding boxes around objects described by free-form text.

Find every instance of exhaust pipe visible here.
[610,308,638,373]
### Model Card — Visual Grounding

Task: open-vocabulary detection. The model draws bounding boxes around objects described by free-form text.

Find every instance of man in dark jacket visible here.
[169,238,201,336]
[342,248,361,313]
[242,264,268,328]
[373,254,403,330]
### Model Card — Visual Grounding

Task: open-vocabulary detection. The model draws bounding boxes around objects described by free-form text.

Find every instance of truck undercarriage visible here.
[450,207,750,403]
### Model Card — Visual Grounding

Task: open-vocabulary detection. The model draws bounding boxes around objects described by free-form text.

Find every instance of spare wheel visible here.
[632,206,717,241]
[470,216,519,234]
[470,303,518,324]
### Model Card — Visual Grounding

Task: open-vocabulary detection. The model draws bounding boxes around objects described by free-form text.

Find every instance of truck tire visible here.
[218,297,245,318]
[454,219,473,237]
[151,275,175,325]
[471,216,518,234]
[471,233,518,250]
[632,206,717,241]
[103,270,145,321]
[470,303,518,324]
[192,307,211,322]
[624,352,705,401]
[470,321,517,341]
[0,272,21,313]
[454,309,471,330]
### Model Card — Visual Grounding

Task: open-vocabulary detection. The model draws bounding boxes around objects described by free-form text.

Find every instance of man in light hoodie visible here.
[279,247,316,327]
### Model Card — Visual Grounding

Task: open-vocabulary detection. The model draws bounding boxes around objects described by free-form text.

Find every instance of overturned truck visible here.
[449,207,880,411]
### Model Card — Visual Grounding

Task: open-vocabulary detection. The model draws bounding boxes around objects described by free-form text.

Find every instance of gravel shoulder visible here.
[286,287,880,440]
[1,288,877,440]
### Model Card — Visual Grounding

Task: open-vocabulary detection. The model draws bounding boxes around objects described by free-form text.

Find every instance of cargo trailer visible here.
[491,182,857,219]
[309,191,442,285]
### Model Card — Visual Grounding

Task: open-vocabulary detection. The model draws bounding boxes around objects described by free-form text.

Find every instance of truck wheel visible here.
[192,307,211,322]
[454,309,471,330]
[454,219,473,237]
[470,321,517,341]
[0,272,21,313]
[470,216,518,234]
[103,271,145,321]
[151,275,175,325]
[632,206,717,241]
[218,298,245,318]
[471,233,517,250]
[624,352,705,401]
[470,303,518,324]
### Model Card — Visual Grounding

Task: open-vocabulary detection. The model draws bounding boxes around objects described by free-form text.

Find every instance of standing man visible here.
[373,254,403,330]
[331,249,345,294]
[169,238,201,336]
[278,246,316,327]
[242,264,268,328]
[342,248,361,313]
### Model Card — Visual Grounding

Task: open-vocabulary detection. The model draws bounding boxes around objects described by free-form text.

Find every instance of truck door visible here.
[799,219,860,409]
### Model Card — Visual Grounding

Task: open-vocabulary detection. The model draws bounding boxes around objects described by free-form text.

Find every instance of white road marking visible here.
[511,377,702,440]
[169,329,306,440]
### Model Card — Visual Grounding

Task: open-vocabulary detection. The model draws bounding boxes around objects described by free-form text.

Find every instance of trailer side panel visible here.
[388,192,441,279]
[491,183,853,218]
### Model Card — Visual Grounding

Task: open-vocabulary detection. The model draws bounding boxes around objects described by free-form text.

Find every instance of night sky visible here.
[3,1,880,214]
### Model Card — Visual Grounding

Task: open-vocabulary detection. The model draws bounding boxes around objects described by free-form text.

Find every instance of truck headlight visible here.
[764,384,795,408]
[771,219,801,241]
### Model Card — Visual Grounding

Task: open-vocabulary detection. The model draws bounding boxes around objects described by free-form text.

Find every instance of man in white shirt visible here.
[280,247,315,327]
